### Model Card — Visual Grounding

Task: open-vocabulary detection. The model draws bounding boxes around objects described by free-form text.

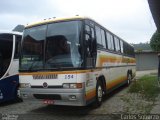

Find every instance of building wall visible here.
[135,52,159,71]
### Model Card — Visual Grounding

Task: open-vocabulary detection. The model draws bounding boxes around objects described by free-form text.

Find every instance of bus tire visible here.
[93,80,103,108]
[14,90,23,102]
[127,73,132,86]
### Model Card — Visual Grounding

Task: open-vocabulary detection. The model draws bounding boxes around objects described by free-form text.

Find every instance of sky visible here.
[0,0,156,43]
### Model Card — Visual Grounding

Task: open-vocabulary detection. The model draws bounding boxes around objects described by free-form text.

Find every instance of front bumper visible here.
[20,88,86,106]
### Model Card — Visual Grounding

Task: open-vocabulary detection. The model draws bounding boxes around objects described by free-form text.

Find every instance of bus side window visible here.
[100,29,106,49]
[85,24,96,67]
[95,26,103,47]
[120,40,124,53]
[114,36,120,52]
[91,27,97,54]
[14,35,22,59]
[106,32,114,51]
[91,28,95,39]
[85,25,92,55]
[0,34,13,77]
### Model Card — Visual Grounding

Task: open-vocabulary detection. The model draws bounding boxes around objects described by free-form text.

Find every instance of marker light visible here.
[63,83,83,89]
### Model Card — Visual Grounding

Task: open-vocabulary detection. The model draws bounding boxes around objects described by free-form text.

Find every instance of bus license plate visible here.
[43,99,54,104]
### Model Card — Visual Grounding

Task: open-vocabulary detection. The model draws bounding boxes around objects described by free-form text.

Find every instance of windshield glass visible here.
[0,34,13,78]
[20,25,46,71]
[20,20,83,71]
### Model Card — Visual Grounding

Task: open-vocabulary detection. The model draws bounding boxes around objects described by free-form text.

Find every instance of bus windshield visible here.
[20,21,83,71]
[0,34,13,78]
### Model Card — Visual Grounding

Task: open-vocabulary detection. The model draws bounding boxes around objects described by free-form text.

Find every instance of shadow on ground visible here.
[29,84,127,116]
[0,99,23,107]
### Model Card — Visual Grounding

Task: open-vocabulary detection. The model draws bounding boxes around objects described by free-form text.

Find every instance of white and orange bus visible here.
[19,16,136,107]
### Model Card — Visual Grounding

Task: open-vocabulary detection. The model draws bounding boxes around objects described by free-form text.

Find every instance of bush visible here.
[128,75,160,101]
[150,31,160,51]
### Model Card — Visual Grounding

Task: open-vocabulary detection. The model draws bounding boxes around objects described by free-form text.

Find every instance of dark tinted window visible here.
[0,34,13,78]
[0,34,13,40]
[91,28,95,39]
[14,35,22,59]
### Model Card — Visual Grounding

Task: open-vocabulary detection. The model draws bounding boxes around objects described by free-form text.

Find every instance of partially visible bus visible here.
[19,16,136,107]
[0,31,22,103]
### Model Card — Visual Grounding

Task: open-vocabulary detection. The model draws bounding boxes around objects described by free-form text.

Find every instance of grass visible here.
[128,75,160,101]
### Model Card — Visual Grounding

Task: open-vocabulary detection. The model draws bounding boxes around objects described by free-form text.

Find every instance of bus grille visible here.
[32,74,58,79]
[33,94,61,100]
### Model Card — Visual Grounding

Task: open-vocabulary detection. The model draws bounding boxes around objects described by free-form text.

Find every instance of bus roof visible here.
[0,30,22,35]
[25,16,89,28]
[24,16,133,48]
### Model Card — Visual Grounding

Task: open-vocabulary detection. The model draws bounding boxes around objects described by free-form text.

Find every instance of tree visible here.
[12,25,24,32]
[150,31,160,51]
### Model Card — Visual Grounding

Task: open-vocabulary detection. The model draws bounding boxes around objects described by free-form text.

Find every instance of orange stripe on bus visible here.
[98,55,136,67]
[106,76,127,89]
[85,76,127,101]
[19,69,101,75]
[85,89,96,101]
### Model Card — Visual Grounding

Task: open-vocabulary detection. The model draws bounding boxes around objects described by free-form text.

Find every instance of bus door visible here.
[84,22,98,102]
[84,24,97,68]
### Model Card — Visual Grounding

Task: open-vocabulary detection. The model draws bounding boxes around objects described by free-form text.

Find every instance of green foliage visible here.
[128,75,160,101]
[132,43,152,51]
[150,31,160,51]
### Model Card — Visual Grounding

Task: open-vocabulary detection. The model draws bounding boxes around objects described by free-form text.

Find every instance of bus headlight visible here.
[20,83,31,88]
[63,83,70,88]
[63,83,83,89]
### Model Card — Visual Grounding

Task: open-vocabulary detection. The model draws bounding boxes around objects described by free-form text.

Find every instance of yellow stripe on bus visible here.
[98,55,136,67]
[26,16,86,28]
[19,69,101,75]
[106,76,127,90]
[85,76,127,101]
[85,88,96,101]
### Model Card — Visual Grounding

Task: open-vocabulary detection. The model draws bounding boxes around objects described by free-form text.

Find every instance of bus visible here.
[19,16,136,107]
[0,31,22,103]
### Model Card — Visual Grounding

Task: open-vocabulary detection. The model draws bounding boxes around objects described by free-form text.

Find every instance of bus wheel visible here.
[127,73,132,86]
[93,81,103,108]
[14,90,23,102]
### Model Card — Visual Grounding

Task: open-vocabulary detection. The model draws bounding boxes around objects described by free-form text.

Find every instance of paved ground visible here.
[0,70,159,120]
[0,86,128,120]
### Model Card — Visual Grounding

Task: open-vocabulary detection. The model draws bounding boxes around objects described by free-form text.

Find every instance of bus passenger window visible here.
[14,35,22,59]
[106,32,114,50]
[120,40,124,53]
[101,29,106,48]
[95,26,102,46]
[114,36,120,52]
[91,28,95,39]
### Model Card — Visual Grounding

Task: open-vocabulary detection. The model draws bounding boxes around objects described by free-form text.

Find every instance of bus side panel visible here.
[96,50,128,89]
[0,75,19,103]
